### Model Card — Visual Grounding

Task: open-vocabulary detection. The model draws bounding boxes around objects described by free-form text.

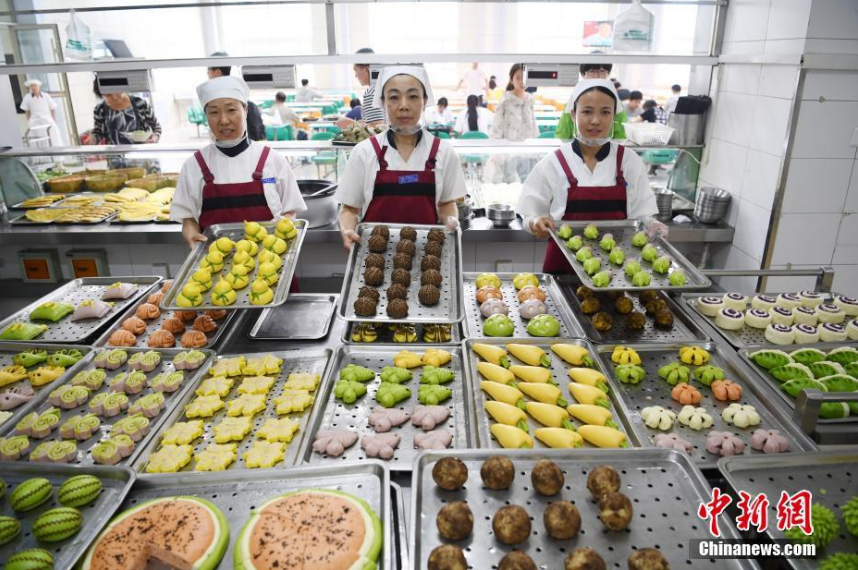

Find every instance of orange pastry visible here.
[181,330,208,349]
[148,329,175,348]
[161,318,186,334]
[517,285,547,303]
[121,317,147,335]
[161,279,173,294]
[108,329,137,347]
[136,303,161,320]
[174,310,197,322]
[476,286,503,304]
[147,292,164,306]
[193,315,217,333]
[205,309,227,321]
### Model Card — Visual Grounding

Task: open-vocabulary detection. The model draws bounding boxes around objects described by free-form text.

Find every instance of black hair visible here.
[506,63,524,91]
[613,80,621,89]
[572,86,617,112]
[349,98,360,108]
[617,88,630,101]
[489,77,497,90]
[92,78,102,98]
[466,95,479,132]
[671,84,681,92]
[629,90,643,101]
[208,51,231,76]
[275,92,287,103]
[643,99,658,110]
[580,63,613,75]
[355,47,374,67]
[437,97,448,107]
[301,79,309,86]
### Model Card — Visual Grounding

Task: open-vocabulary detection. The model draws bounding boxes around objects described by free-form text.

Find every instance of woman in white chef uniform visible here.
[516,79,667,273]
[335,67,467,250]
[19,79,65,146]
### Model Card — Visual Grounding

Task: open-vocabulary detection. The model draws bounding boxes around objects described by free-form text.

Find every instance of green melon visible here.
[9,478,52,513]
[58,475,102,508]
[2,548,54,570]
[0,516,21,546]
[32,507,83,542]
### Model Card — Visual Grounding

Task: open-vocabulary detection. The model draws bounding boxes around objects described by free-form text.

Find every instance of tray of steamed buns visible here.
[684,291,858,349]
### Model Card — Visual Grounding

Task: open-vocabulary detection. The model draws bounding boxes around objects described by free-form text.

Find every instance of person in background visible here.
[617,87,630,103]
[88,78,161,145]
[665,84,681,115]
[640,99,659,123]
[556,63,626,140]
[487,76,504,105]
[625,90,644,120]
[295,79,323,103]
[20,78,65,146]
[269,91,308,140]
[456,62,488,105]
[337,47,385,129]
[491,63,538,183]
[425,97,454,125]
[207,52,266,141]
[346,98,362,120]
[455,94,493,135]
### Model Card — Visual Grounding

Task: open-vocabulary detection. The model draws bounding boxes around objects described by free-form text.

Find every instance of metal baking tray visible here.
[593,342,818,470]
[391,481,409,570]
[462,337,638,449]
[411,448,760,570]
[0,463,135,570]
[0,276,160,344]
[123,461,392,570]
[548,220,711,291]
[160,220,308,311]
[134,348,333,472]
[719,447,858,570]
[0,343,95,430]
[462,272,583,339]
[338,223,465,324]
[738,342,858,425]
[560,280,710,343]
[682,292,842,349]
[94,284,236,349]
[300,345,474,472]
[343,322,462,346]
[0,347,214,467]
[248,294,338,341]
[9,194,68,209]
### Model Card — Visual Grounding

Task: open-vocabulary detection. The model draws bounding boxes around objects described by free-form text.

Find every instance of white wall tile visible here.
[721,64,761,96]
[711,92,756,147]
[845,160,858,213]
[764,39,807,55]
[765,0,812,40]
[770,213,841,265]
[803,71,858,102]
[832,243,858,264]
[837,213,858,244]
[791,101,858,159]
[700,138,749,197]
[722,40,767,56]
[764,264,820,293]
[808,0,858,41]
[741,149,782,210]
[725,0,771,42]
[831,264,858,298]
[757,65,800,99]
[474,243,537,273]
[711,245,761,294]
[732,198,772,260]
[782,158,852,213]
[749,95,792,156]
[804,39,858,55]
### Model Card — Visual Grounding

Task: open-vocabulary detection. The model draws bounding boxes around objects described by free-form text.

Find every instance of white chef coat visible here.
[19,92,64,146]
[171,141,307,223]
[462,69,488,97]
[454,107,494,135]
[517,141,658,233]
[424,106,454,126]
[334,131,468,218]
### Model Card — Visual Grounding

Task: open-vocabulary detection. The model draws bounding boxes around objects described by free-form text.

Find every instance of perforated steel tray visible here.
[300,346,474,472]
[462,272,583,339]
[123,461,392,570]
[342,322,462,346]
[0,463,135,570]
[391,481,409,570]
[338,223,465,324]
[0,276,160,344]
[134,348,333,472]
[560,280,709,343]
[248,294,338,340]
[462,338,638,449]
[593,342,817,470]
[0,347,214,467]
[160,220,308,310]
[719,447,858,570]
[548,220,711,291]
[411,449,760,570]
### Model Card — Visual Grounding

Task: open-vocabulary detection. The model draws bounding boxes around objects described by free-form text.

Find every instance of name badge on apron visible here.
[261,177,276,184]
[398,174,419,184]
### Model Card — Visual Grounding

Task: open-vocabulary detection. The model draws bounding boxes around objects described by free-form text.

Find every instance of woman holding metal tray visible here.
[334,66,467,250]
[515,78,667,274]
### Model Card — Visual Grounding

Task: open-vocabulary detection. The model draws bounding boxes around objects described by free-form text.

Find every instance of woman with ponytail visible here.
[454,94,493,135]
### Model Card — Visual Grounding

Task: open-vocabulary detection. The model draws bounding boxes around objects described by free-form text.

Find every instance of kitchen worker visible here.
[335,66,467,250]
[171,76,306,249]
[556,63,626,140]
[516,79,666,274]
[20,79,65,146]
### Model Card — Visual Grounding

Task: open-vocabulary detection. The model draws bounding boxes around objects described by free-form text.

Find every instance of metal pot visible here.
[297,179,338,228]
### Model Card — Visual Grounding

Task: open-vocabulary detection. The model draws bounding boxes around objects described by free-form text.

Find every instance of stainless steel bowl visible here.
[298,179,338,228]
[487,203,516,228]
[694,187,731,224]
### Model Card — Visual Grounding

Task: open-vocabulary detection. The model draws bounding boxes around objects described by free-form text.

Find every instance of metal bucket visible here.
[653,186,674,221]
[694,186,731,224]
[668,113,706,146]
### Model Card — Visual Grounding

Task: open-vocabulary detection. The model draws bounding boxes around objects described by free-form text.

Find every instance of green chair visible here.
[538,130,557,139]
[311,131,337,141]
[311,131,338,178]
[187,106,207,136]
[265,125,294,141]
[461,131,489,140]
[435,131,451,139]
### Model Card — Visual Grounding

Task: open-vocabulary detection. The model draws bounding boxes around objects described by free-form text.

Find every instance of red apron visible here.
[362,135,440,225]
[542,145,628,274]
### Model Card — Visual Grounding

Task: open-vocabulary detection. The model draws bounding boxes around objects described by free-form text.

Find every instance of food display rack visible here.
[592,342,818,470]
[719,447,858,570]
[461,272,583,338]
[462,337,638,450]
[300,345,474,472]
[248,294,338,341]
[410,448,761,570]
[0,276,160,344]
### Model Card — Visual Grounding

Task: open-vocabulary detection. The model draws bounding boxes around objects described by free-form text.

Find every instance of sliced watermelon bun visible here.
[79,496,229,570]
[234,488,383,570]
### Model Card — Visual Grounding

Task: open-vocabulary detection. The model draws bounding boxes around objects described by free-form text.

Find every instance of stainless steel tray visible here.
[94,284,236,349]
[738,342,858,425]
[0,463,135,570]
[548,220,711,291]
[719,447,858,570]
[462,337,638,449]
[593,342,818,470]
[559,279,709,343]
[134,348,333,472]
[462,272,583,338]
[300,346,474,472]
[391,481,409,570]
[338,223,465,324]
[342,322,462,346]
[0,276,160,344]
[160,220,308,310]
[411,449,759,570]
[248,293,338,340]
[0,347,214,467]
[124,461,392,570]
[9,195,68,209]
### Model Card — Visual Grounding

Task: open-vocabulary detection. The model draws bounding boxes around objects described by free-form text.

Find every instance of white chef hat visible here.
[372,66,434,108]
[196,76,250,108]
[565,78,622,114]
[24,78,42,88]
